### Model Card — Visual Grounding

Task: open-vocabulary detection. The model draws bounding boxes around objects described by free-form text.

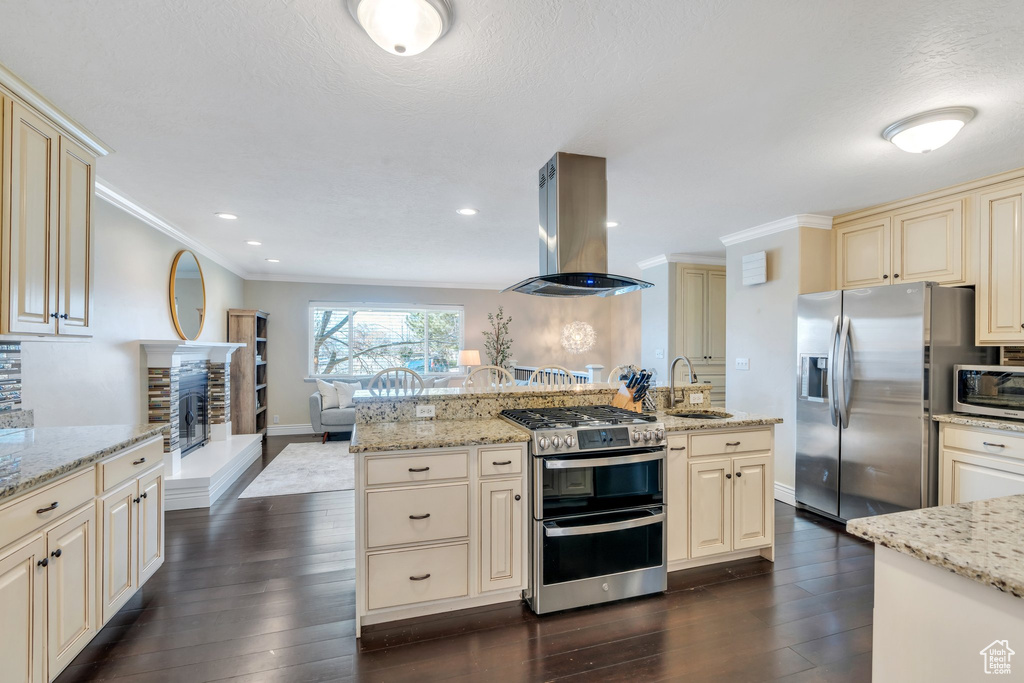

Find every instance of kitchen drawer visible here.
[366,543,468,610]
[99,438,162,492]
[365,450,469,487]
[0,469,94,550]
[478,446,523,477]
[366,484,468,548]
[690,429,772,457]
[943,425,1024,460]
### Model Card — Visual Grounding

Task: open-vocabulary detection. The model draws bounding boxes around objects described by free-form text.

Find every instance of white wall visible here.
[21,200,245,427]
[640,263,672,379]
[725,230,800,491]
[243,279,642,426]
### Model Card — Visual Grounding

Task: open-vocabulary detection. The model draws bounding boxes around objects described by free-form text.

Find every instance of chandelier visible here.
[561,321,596,355]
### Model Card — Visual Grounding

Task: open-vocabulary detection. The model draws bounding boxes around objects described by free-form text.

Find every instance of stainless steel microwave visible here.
[954,365,1024,420]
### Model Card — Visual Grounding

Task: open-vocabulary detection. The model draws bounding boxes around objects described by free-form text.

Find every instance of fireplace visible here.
[179,371,209,456]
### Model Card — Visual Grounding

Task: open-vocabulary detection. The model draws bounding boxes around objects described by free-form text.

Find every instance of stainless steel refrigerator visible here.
[795,282,995,522]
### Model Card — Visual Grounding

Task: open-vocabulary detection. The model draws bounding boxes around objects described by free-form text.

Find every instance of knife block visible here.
[611,385,644,413]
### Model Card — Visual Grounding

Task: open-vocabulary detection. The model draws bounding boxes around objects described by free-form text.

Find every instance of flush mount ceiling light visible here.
[347,0,453,56]
[265,258,280,263]
[215,212,238,220]
[882,107,975,154]
[456,208,478,216]
[246,240,262,246]
[606,221,619,228]
[561,321,596,355]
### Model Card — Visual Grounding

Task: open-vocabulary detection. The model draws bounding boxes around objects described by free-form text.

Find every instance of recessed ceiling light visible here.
[215,212,238,220]
[265,258,280,263]
[346,0,453,57]
[246,240,262,246]
[456,208,479,216]
[606,221,619,228]
[882,107,975,154]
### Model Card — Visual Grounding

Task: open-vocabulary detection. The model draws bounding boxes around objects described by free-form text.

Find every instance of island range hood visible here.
[503,152,653,297]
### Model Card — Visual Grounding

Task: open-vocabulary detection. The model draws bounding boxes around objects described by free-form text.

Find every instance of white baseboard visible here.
[267,423,315,436]
[774,481,796,506]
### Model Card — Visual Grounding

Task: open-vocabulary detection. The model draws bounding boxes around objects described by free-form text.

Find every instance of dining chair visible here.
[369,367,425,393]
[527,365,576,388]
[465,365,515,391]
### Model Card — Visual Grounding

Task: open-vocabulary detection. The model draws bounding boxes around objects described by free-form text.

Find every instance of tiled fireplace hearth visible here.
[141,340,262,509]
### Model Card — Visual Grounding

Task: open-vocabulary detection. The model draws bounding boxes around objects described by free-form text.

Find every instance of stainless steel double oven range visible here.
[500,406,668,614]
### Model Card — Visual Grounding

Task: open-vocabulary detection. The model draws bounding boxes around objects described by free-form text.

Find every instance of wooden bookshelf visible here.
[228,309,269,435]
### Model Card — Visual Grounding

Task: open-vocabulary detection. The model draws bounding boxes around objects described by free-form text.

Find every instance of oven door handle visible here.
[543,511,665,537]
[543,450,664,470]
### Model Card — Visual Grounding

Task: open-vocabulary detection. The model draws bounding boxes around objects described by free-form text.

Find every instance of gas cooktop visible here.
[500,405,658,430]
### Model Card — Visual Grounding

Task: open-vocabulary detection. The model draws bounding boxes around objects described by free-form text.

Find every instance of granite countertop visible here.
[847,495,1024,599]
[658,410,783,432]
[0,424,166,502]
[934,413,1024,433]
[350,418,530,453]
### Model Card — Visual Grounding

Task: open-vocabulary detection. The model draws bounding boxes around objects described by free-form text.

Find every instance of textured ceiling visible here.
[2,0,1023,286]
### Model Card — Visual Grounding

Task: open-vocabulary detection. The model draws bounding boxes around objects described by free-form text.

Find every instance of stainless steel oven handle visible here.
[543,450,665,470]
[544,511,665,537]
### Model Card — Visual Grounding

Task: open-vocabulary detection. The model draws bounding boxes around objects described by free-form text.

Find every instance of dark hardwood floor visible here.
[57,436,874,682]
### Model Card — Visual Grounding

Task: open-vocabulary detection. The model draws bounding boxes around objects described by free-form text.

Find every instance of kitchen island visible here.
[848,495,1024,682]
[350,385,782,636]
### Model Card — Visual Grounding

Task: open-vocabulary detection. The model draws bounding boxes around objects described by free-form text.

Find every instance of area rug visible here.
[238,441,354,498]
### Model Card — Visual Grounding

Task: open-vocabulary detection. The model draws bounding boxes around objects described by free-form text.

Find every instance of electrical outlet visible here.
[273,415,280,424]
[416,404,436,418]
[735,358,750,371]
[655,348,665,359]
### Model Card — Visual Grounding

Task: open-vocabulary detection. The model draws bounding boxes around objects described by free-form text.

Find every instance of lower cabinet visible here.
[0,535,46,683]
[46,505,96,677]
[689,458,732,558]
[137,468,164,585]
[666,436,688,563]
[940,425,1024,505]
[479,478,522,592]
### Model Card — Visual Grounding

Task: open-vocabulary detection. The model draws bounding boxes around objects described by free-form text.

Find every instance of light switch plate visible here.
[735,358,750,371]
[689,393,705,405]
[416,404,436,418]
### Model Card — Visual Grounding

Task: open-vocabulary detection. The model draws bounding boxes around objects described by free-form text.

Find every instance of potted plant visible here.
[483,307,514,370]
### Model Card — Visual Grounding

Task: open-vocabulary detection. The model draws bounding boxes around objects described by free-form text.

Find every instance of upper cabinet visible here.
[977,182,1024,345]
[835,198,968,290]
[0,90,97,338]
[677,265,726,365]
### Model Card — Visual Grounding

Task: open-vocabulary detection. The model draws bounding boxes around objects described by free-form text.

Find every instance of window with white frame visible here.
[309,303,465,377]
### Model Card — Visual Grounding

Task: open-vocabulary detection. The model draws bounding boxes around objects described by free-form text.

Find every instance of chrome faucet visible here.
[669,356,697,409]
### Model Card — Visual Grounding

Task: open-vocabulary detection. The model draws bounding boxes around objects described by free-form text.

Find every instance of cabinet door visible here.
[666,436,688,563]
[100,479,137,624]
[732,454,773,550]
[705,270,727,364]
[479,479,523,592]
[678,268,707,361]
[891,199,965,285]
[3,100,59,335]
[56,136,94,336]
[941,449,1024,505]
[137,469,164,584]
[689,458,731,558]
[46,505,97,677]
[835,217,891,289]
[977,185,1024,344]
[0,534,45,683]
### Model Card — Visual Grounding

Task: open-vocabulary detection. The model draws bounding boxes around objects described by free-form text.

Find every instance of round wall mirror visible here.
[169,250,206,340]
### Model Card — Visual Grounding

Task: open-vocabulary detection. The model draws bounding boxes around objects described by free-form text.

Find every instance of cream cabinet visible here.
[835,198,968,290]
[689,457,732,558]
[0,534,46,683]
[678,266,726,365]
[666,435,688,563]
[940,424,1024,504]
[1,95,95,338]
[977,183,1024,344]
[479,478,522,592]
[45,505,96,676]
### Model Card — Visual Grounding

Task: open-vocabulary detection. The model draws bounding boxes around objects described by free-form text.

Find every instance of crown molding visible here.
[0,62,114,157]
[243,272,508,291]
[637,253,727,270]
[95,180,247,278]
[719,214,833,247]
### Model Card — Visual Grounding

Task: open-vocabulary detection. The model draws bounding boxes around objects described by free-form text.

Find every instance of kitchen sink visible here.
[664,409,733,419]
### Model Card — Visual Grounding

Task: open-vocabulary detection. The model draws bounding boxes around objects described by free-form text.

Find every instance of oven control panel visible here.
[533,424,667,454]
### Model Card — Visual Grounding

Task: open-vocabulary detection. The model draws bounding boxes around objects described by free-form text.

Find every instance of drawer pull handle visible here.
[670,446,686,451]
[36,502,59,514]
[726,442,741,447]
[408,513,431,520]
[37,558,48,568]
[408,466,430,472]
[982,442,1006,448]
[409,573,431,581]
[133,457,147,465]
[492,460,513,466]
[51,549,62,558]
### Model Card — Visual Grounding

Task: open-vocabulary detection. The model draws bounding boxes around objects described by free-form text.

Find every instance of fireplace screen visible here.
[179,373,209,456]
